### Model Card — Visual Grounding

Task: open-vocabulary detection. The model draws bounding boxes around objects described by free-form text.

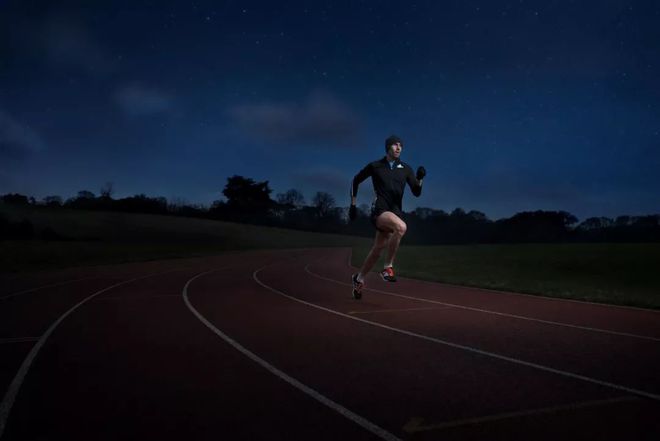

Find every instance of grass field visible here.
[352,243,660,309]
[2,205,659,309]
[0,205,370,272]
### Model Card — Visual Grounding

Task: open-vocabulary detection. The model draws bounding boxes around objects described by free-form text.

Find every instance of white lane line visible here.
[403,396,638,433]
[183,270,402,441]
[254,265,660,402]
[308,265,660,343]
[0,337,40,345]
[92,294,183,301]
[348,307,448,315]
[0,277,95,300]
[0,267,190,440]
[346,248,660,314]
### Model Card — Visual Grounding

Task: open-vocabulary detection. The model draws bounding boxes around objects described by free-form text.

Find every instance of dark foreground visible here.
[1,248,659,440]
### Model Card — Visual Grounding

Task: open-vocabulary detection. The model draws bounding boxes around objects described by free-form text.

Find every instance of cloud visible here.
[0,109,45,162]
[228,91,363,147]
[115,84,175,117]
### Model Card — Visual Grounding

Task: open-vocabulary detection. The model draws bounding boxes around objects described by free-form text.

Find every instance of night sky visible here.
[1,0,659,220]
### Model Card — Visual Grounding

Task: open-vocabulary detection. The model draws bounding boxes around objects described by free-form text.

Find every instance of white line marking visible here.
[183,270,402,441]
[403,396,638,433]
[92,294,183,301]
[254,265,660,402]
[308,265,660,342]
[0,277,95,300]
[0,267,189,439]
[0,337,40,345]
[348,307,448,315]
[346,248,660,314]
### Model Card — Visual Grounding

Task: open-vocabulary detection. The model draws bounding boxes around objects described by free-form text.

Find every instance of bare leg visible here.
[359,229,390,278]
[359,212,407,278]
[385,227,406,265]
[380,213,407,267]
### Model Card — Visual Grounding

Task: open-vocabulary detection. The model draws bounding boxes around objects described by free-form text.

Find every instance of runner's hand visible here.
[349,205,357,221]
[416,166,426,180]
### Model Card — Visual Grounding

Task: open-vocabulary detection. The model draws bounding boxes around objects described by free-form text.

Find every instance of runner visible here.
[348,135,425,299]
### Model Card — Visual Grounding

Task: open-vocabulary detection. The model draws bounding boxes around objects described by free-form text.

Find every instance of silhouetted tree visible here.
[414,207,445,220]
[222,175,274,222]
[114,194,168,214]
[77,190,95,200]
[42,196,63,207]
[312,192,336,219]
[276,189,306,208]
[631,215,660,228]
[577,217,614,231]
[495,210,578,242]
[615,216,631,227]
[467,210,488,222]
[64,190,98,210]
[1,193,30,205]
[208,200,228,219]
[100,182,114,199]
[167,197,205,217]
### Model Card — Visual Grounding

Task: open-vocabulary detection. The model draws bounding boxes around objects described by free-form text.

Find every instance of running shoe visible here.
[351,273,363,300]
[381,267,397,282]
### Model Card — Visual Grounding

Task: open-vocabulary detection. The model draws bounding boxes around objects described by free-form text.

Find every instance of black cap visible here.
[385,135,403,152]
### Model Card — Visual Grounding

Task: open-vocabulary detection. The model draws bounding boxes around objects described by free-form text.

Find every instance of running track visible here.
[1,248,659,440]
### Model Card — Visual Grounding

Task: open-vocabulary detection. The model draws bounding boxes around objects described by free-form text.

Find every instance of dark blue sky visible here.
[1,0,659,220]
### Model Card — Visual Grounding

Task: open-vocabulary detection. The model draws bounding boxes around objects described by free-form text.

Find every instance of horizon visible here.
[3,184,658,224]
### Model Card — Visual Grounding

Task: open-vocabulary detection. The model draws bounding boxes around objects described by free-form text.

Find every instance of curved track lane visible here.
[0,248,658,440]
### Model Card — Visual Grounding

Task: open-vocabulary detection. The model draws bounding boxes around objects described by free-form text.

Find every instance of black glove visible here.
[416,166,426,180]
[349,205,357,221]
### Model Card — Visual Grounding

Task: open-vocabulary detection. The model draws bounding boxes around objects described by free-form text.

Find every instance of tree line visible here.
[1,175,659,243]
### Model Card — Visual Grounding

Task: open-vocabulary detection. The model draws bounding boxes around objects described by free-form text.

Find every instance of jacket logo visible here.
[397,164,404,168]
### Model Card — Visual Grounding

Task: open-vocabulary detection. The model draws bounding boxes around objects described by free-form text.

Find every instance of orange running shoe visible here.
[381,267,397,282]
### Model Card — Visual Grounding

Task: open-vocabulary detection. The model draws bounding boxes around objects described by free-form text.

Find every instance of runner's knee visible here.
[395,221,407,236]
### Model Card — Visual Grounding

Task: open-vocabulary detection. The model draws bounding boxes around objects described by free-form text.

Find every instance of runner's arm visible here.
[350,164,372,205]
[407,166,423,197]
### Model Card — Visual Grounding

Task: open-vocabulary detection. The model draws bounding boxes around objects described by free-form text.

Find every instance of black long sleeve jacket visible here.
[351,157,422,217]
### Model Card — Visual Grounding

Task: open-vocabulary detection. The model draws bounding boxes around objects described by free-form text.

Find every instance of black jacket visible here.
[351,157,422,217]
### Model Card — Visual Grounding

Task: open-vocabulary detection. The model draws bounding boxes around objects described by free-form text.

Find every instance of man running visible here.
[348,135,426,299]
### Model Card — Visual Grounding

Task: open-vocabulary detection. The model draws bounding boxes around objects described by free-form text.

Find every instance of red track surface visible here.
[1,248,659,440]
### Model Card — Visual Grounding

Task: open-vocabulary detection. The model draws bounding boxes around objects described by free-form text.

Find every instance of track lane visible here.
[330,248,660,338]
[310,262,660,342]
[251,253,660,434]
[250,254,659,439]
[1,248,659,440]
[1,251,385,440]
[0,277,128,338]
[0,265,202,439]
[271,250,660,397]
[186,252,656,439]
[0,258,185,297]
[184,268,401,441]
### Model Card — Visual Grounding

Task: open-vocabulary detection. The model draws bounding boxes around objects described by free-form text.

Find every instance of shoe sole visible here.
[352,274,363,300]
[381,273,397,282]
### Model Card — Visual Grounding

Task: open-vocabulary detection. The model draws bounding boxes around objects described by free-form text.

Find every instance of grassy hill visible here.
[0,205,370,272]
